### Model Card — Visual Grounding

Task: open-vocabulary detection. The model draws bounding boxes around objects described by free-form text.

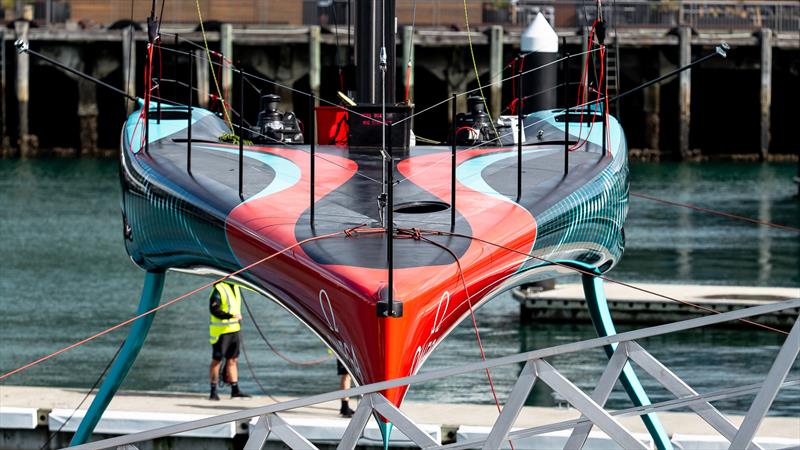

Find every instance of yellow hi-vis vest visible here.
[209,283,242,344]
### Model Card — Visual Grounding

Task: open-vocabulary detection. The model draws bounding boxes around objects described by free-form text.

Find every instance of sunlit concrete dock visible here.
[514,283,799,327]
[1,386,798,449]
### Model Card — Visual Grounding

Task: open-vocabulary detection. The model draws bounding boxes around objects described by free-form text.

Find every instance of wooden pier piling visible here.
[14,16,31,156]
[194,49,209,108]
[309,25,321,106]
[1,28,7,152]
[643,77,661,152]
[77,75,98,156]
[678,26,692,160]
[121,26,136,114]
[220,23,233,111]
[759,28,772,161]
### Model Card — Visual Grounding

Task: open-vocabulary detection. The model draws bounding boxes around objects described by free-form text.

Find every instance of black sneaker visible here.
[209,391,220,401]
[231,391,251,399]
[340,403,355,418]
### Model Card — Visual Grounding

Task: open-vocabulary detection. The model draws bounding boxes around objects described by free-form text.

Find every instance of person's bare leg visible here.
[340,374,351,401]
[340,374,354,416]
[228,357,250,398]
[209,359,222,400]
[210,360,221,384]
[227,357,238,384]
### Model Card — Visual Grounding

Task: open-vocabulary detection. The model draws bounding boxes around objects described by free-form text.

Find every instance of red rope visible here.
[422,229,789,336]
[631,192,800,233]
[157,40,163,105]
[413,233,512,449]
[572,46,605,152]
[0,229,360,382]
[127,42,157,152]
[570,20,601,151]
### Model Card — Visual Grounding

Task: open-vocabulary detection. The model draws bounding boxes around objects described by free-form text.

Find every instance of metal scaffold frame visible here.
[70,299,800,450]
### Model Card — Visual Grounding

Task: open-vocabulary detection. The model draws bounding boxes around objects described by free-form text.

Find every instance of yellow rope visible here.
[195,0,233,129]
[462,0,499,142]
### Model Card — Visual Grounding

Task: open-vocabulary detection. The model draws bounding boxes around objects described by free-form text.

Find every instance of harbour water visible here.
[0,159,797,415]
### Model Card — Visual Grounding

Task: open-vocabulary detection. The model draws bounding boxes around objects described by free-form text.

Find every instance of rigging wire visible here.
[37,340,125,450]
[462,0,499,140]
[392,47,601,128]
[194,0,233,129]
[228,122,383,185]
[157,0,166,35]
[155,41,384,126]
[404,0,417,103]
[395,94,604,188]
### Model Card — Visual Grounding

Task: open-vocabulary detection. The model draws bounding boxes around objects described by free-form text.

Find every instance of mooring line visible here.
[242,297,332,366]
[37,340,125,450]
[413,233,505,411]
[0,229,366,382]
[631,192,800,233]
[418,228,790,336]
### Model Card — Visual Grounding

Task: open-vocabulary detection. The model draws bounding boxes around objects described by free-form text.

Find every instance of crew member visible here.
[209,281,250,400]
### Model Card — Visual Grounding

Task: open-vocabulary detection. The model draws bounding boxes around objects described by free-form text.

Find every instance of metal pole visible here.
[602,46,607,157]
[564,52,570,176]
[450,94,457,230]
[173,34,178,92]
[517,68,523,201]
[145,95,149,153]
[677,26,691,160]
[187,51,193,174]
[609,48,724,105]
[310,94,316,226]
[156,40,161,124]
[238,67,244,200]
[387,123,394,314]
[1,28,6,150]
[614,36,621,122]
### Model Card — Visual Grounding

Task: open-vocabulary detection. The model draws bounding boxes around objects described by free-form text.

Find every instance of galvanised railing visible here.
[556,0,800,32]
[70,298,800,450]
[14,0,800,33]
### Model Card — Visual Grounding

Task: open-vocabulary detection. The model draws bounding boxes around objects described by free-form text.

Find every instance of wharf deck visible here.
[1,386,798,449]
[514,283,800,327]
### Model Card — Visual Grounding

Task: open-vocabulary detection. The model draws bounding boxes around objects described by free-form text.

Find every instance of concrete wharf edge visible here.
[0,386,798,449]
[514,283,800,326]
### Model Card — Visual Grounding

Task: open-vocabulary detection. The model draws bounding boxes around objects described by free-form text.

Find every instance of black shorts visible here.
[212,332,240,361]
[337,360,348,375]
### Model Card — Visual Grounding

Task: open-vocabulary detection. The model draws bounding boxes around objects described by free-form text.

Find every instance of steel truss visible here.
[70,299,800,450]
